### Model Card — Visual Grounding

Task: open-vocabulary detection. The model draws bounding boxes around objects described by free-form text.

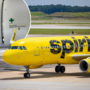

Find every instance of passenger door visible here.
[83,42,88,53]
[32,42,40,56]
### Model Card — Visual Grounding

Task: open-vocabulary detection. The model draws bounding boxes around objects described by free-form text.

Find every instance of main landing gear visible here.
[24,66,30,78]
[55,64,65,73]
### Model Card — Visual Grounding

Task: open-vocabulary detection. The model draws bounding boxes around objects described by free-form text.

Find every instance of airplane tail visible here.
[0,0,31,46]
[10,29,17,44]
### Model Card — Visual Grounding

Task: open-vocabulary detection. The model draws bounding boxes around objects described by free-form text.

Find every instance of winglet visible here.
[10,29,17,44]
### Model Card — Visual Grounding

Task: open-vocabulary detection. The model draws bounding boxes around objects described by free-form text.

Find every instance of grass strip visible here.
[32,23,90,25]
[29,29,90,34]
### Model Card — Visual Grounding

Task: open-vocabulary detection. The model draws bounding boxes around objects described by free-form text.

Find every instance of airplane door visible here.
[32,42,40,56]
[83,43,88,53]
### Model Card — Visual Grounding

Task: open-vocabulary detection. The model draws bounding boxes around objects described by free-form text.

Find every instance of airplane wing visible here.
[72,54,90,61]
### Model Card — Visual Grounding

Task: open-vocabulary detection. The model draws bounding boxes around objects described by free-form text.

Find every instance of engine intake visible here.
[79,59,90,72]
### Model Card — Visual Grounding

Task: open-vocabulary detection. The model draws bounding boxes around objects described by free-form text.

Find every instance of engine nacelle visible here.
[79,58,90,73]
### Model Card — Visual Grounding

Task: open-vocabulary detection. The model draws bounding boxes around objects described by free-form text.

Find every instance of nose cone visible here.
[3,50,13,64]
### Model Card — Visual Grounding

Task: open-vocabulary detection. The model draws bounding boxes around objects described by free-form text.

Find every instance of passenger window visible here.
[41,47,43,49]
[23,46,27,50]
[11,46,18,49]
[55,46,57,48]
[48,46,50,49]
[65,45,67,48]
[18,46,23,50]
[8,46,11,49]
[63,45,65,48]
[51,46,52,48]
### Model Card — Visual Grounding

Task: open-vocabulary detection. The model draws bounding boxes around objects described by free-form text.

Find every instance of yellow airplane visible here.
[2,33,90,78]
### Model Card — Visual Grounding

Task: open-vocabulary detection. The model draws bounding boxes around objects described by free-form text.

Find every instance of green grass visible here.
[50,12,90,17]
[31,23,90,25]
[31,12,90,17]
[31,12,47,17]
[29,29,90,34]
[31,12,90,20]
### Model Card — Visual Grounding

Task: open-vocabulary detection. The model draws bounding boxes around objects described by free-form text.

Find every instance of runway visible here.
[32,20,90,24]
[31,25,90,29]
[0,34,90,90]
[0,63,90,90]
[0,81,90,90]
[28,34,86,38]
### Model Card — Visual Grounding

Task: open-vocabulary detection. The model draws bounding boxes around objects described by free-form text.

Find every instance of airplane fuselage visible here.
[3,35,90,67]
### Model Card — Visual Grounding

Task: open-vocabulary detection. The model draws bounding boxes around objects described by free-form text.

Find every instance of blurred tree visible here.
[29,4,90,14]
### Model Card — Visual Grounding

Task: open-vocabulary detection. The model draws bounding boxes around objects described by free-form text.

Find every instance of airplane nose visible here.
[3,50,12,64]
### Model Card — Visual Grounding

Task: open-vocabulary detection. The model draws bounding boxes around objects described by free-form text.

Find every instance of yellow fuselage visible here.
[3,35,90,69]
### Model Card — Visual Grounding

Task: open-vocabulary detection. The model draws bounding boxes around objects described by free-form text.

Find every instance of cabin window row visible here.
[40,45,88,49]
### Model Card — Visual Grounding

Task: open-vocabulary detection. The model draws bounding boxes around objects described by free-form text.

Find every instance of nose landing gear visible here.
[24,66,30,78]
[55,64,65,73]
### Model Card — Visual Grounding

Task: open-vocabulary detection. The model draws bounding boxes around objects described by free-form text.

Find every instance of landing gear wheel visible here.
[55,66,59,73]
[59,66,65,73]
[24,66,30,78]
[24,73,30,78]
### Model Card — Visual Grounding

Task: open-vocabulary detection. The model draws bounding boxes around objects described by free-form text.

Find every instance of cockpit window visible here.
[11,46,18,49]
[8,46,11,49]
[23,46,27,50]
[18,46,23,50]
[8,46,27,50]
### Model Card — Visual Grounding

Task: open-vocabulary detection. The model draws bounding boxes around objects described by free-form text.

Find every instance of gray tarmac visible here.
[28,34,87,38]
[0,34,90,90]
[0,81,90,90]
[31,25,90,29]
[32,20,90,24]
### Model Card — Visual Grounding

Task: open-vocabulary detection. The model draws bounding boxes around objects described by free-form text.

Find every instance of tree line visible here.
[29,4,90,14]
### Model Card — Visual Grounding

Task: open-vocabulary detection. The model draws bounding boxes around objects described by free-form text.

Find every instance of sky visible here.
[25,0,90,6]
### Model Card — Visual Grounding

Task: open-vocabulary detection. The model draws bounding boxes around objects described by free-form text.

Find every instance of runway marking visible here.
[31,25,90,29]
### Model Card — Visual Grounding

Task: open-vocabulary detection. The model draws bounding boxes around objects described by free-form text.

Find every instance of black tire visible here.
[24,73,27,78]
[55,66,59,73]
[59,66,65,73]
[24,73,30,78]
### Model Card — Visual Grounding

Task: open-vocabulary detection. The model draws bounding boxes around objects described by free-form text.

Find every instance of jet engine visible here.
[79,58,90,73]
